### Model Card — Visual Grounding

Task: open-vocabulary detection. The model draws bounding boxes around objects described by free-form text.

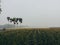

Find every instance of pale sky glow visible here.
[1,0,60,27]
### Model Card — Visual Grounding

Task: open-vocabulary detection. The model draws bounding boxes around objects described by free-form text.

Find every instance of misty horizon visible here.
[0,0,60,27]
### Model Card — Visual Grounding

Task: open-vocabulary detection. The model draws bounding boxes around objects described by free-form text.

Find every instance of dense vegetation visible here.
[0,28,60,45]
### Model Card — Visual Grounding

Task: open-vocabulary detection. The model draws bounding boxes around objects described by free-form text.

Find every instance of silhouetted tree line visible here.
[7,17,23,24]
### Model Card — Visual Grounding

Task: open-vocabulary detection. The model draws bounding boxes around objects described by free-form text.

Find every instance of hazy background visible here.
[0,0,60,28]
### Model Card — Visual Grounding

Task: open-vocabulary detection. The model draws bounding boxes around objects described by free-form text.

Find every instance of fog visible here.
[0,0,60,27]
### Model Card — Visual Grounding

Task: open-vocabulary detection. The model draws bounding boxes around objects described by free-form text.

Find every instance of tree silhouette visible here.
[9,19,12,23]
[18,18,22,27]
[0,8,2,14]
[18,18,22,23]
[7,17,10,21]
[7,17,23,27]
[12,18,16,24]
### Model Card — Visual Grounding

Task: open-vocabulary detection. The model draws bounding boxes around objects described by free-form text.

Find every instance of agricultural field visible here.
[0,28,60,45]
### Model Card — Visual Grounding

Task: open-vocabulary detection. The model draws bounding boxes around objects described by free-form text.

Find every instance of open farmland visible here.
[0,28,60,45]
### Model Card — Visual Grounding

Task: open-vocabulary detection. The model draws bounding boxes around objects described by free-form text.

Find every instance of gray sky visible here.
[1,0,60,27]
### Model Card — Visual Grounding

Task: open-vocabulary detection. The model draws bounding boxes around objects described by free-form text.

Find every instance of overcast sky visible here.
[1,0,60,27]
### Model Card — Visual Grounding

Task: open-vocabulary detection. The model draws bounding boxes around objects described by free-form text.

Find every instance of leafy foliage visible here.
[7,17,23,24]
[0,29,60,45]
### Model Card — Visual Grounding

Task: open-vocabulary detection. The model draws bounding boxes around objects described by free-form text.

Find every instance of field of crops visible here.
[0,28,60,45]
